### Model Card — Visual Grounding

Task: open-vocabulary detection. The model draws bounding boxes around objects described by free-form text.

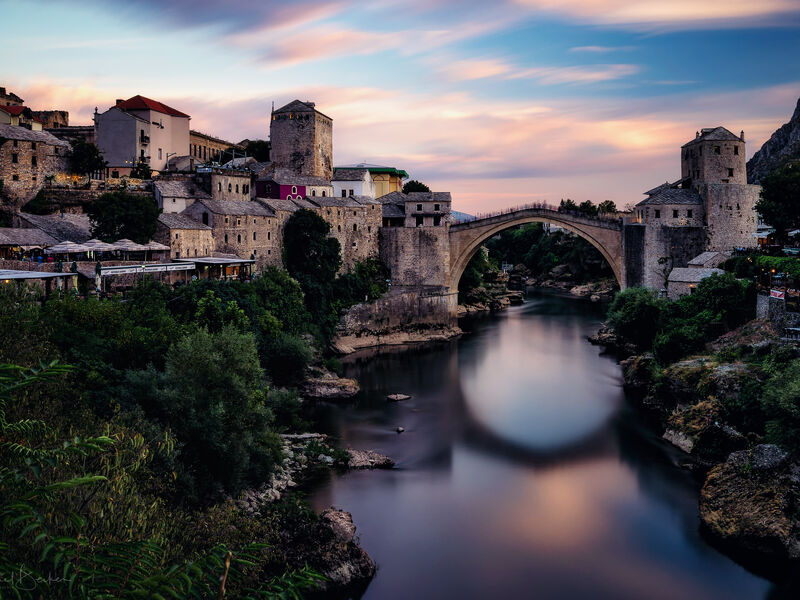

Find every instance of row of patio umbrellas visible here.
[45,239,170,254]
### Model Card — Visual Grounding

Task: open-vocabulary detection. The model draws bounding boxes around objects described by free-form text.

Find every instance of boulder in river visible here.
[387,393,411,402]
[347,449,395,469]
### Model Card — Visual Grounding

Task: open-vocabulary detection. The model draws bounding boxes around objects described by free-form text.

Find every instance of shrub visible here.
[263,332,313,386]
[607,287,664,351]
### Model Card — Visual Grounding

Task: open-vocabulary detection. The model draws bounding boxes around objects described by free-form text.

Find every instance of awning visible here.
[45,241,91,254]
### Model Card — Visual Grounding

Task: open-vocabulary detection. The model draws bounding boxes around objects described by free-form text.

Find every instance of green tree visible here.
[283,209,341,332]
[245,139,271,162]
[559,198,578,212]
[87,190,161,243]
[129,160,152,179]
[598,200,617,214]
[755,162,800,243]
[402,180,431,193]
[607,287,664,351]
[68,139,106,174]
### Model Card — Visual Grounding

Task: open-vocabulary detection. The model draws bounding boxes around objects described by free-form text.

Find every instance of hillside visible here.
[747,97,800,183]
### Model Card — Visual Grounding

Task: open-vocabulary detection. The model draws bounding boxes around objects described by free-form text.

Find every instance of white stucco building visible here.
[332,167,375,199]
[94,95,190,177]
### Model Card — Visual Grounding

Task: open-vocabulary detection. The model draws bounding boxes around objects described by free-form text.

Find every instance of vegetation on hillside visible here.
[754,162,800,243]
[68,139,106,175]
[87,190,161,243]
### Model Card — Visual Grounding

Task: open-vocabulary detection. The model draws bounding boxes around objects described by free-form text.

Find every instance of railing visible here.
[450,202,623,228]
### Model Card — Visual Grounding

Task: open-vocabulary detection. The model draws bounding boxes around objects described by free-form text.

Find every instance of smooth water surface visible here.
[309,292,772,599]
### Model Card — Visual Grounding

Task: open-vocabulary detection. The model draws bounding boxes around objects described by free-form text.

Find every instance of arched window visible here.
[267,232,271,240]
[236,184,239,193]
[228,183,232,192]
[253,232,257,241]
[224,234,228,243]
[291,186,297,194]
[337,225,341,232]
[286,194,292,200]
[353,223,357,232]
[322,191,326,197]
[237,234,241,243]
[312,190,316,196]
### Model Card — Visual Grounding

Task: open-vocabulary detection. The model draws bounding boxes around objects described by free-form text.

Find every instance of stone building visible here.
[155,213,214,260]
[0,124,69,205]
[95,95,190,176]
[46,125,95,145]
[255,167,332,201]
[189,130,241,163]
[378,191,452,228]
[309,196,382,269]
[332,167,375,199]
[0,87,23,107]
[629,126,760,289]
[269,100,333,180]
[31,110,69,129]
[196,168,252,202]
[181,199,281,267]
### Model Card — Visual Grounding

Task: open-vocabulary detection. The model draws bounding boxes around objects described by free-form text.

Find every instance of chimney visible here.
[740,130,745,142]
[305,101,315,107]
[116,99,123,106]
[696,131,700,138]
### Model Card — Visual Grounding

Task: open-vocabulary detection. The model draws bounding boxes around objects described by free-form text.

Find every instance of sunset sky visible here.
[2,0,800,213]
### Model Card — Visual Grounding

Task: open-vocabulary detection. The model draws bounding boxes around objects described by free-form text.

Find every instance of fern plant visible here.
[0,362,324,599]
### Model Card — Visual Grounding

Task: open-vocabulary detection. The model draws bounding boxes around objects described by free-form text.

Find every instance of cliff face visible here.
[747,98,800,183]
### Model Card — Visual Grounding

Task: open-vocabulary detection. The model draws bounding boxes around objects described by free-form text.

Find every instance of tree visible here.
[87,190,161,243]
[402,180,431,193]
[606,287,664,351]
[558,198,578,212]
[68,139,106,175]
[244,139,271,162]
[578,200,598,216]
[755,162,800,243]
[129,161,152,179]
[598,200,617,214]
[282,209,341,330]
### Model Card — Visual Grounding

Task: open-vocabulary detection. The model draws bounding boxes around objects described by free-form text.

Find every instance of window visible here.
[353,211,357,216]
[158,148,162,160]
[349,189,354,197]
[312,190,316,196]
[225,216,229,224]
[31,142,36,150]
[416,215,424,227]
[287,194,291,200]
[714,146,721,155]
[202,212,209,225]
[31,156,37,167]
[687,210,693,218]
[337,225,341,232]
[672,209,678,218]
[224,234,228,243]
[434,216,441,226]
[237,234,241,243]
[112,170,119,178]
[12,174,19,181]
[236,184,239,193]
[253,218,257,224]
[434,203,440,211]
[11,153,17,163]
[292,186,297,194]
[172,198,176,203]
[218,182,222,192]
[244,184,248,194]
[253,232,257,241]
[654,209,661,218]
[352,242,357,248]
[728,168,734,177]
[353,223,357,231]
[322,191,326,197]
[228,183,232,192]
[175,233,179,239]
[12,140,17,147]
[175,251,180,258]
[367,226,371,233]
[342,189,347,198]
[237,219,241,225]
[267,232,271,240]
[416,203,423,212]
[194,249,197,256]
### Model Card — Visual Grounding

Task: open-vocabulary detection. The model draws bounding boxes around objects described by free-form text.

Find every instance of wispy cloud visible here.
[437,56,640,85]
[569,45,635,53]
[512,0,800,29]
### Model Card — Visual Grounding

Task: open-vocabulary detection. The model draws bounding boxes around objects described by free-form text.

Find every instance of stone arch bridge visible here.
[448,207,626,290]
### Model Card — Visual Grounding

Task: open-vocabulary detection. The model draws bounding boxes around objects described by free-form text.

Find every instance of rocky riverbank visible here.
[592,318,800,573]
[458,270,524,316]
[508,263,617,302]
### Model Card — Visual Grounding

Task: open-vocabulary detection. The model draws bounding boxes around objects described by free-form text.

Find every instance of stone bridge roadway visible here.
[449,207,625,290]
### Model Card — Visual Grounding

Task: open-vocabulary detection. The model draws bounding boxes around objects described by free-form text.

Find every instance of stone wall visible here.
[203,171,252,202]
[31,111,69,129]
[682,138,747,185]
[0,138,69,206]
[703,183,760,252]
[622,223,645,288]
[270,110,333,180]
[380,226,451,288]
[642,225,707,289]
[312,203,381,270]
[154,223,214,260]
[189,131,238,162]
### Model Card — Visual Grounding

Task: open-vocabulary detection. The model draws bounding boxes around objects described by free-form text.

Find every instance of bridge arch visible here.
[448,210,624,292]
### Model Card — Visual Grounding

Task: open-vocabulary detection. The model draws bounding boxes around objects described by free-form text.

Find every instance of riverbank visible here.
[592,317,800,576]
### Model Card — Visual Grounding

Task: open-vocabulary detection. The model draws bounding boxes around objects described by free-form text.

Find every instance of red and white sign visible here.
[771,289,785,299]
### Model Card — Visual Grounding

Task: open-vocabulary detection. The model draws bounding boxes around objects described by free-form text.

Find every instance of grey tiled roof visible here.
[258,168,331,187]
[257,198,300,213]
[17,213,91,242]
[157,213,211,230]
[668,267,724,283]
[379,191,406,205]
[273,100,317,114]
[190,200,275,217]
[331,168,368,182]
[311,196,364,208]
[635,187,702,207]
[682,126,742,147]
[0,227,59,247]
[154,180,211,199]
[382,203,405,218]
[0,124,69,147]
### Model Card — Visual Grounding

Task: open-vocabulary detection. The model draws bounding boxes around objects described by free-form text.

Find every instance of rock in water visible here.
[396,427,404,433]
[315,509,376,591]
[700,444,800,560]
[347,449,394,469]
[387,393,411,402]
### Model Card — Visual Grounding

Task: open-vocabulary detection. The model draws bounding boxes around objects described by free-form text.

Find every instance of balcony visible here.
[139,134,149,144]
[139,156,150,164]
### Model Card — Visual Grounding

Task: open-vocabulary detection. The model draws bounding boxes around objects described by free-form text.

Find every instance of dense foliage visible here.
[754,162,800,242]
[87,191,161,243]
[402,180,430,193]
[607,273,756,363]
[68,139,106,175]
[485,222,614,283]
[129,161,152,180]
[722,254,800,279]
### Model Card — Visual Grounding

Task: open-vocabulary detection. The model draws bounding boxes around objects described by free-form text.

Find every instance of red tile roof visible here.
[114,95,190,118]
[0,105,26,116]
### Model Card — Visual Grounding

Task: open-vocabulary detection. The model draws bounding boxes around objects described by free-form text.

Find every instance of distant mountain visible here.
[747,97,800,184]
[451,210,474,222]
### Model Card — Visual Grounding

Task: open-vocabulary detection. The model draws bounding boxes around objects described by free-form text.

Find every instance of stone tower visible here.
[269,100,333,180]
[681,127,747,186]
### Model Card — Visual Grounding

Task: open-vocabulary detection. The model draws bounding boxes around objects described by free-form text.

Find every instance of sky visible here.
[2,0,800,213]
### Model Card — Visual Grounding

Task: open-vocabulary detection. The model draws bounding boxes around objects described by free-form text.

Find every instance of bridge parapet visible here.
[451,204,622,232]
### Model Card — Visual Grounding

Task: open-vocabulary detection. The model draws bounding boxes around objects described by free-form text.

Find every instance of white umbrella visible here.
[83,238,116,252]
[45,241,91,254]
[142,241,170,251]
[112,239,148,251]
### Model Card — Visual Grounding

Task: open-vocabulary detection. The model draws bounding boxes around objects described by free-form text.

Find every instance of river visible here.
[309,291,772,599]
